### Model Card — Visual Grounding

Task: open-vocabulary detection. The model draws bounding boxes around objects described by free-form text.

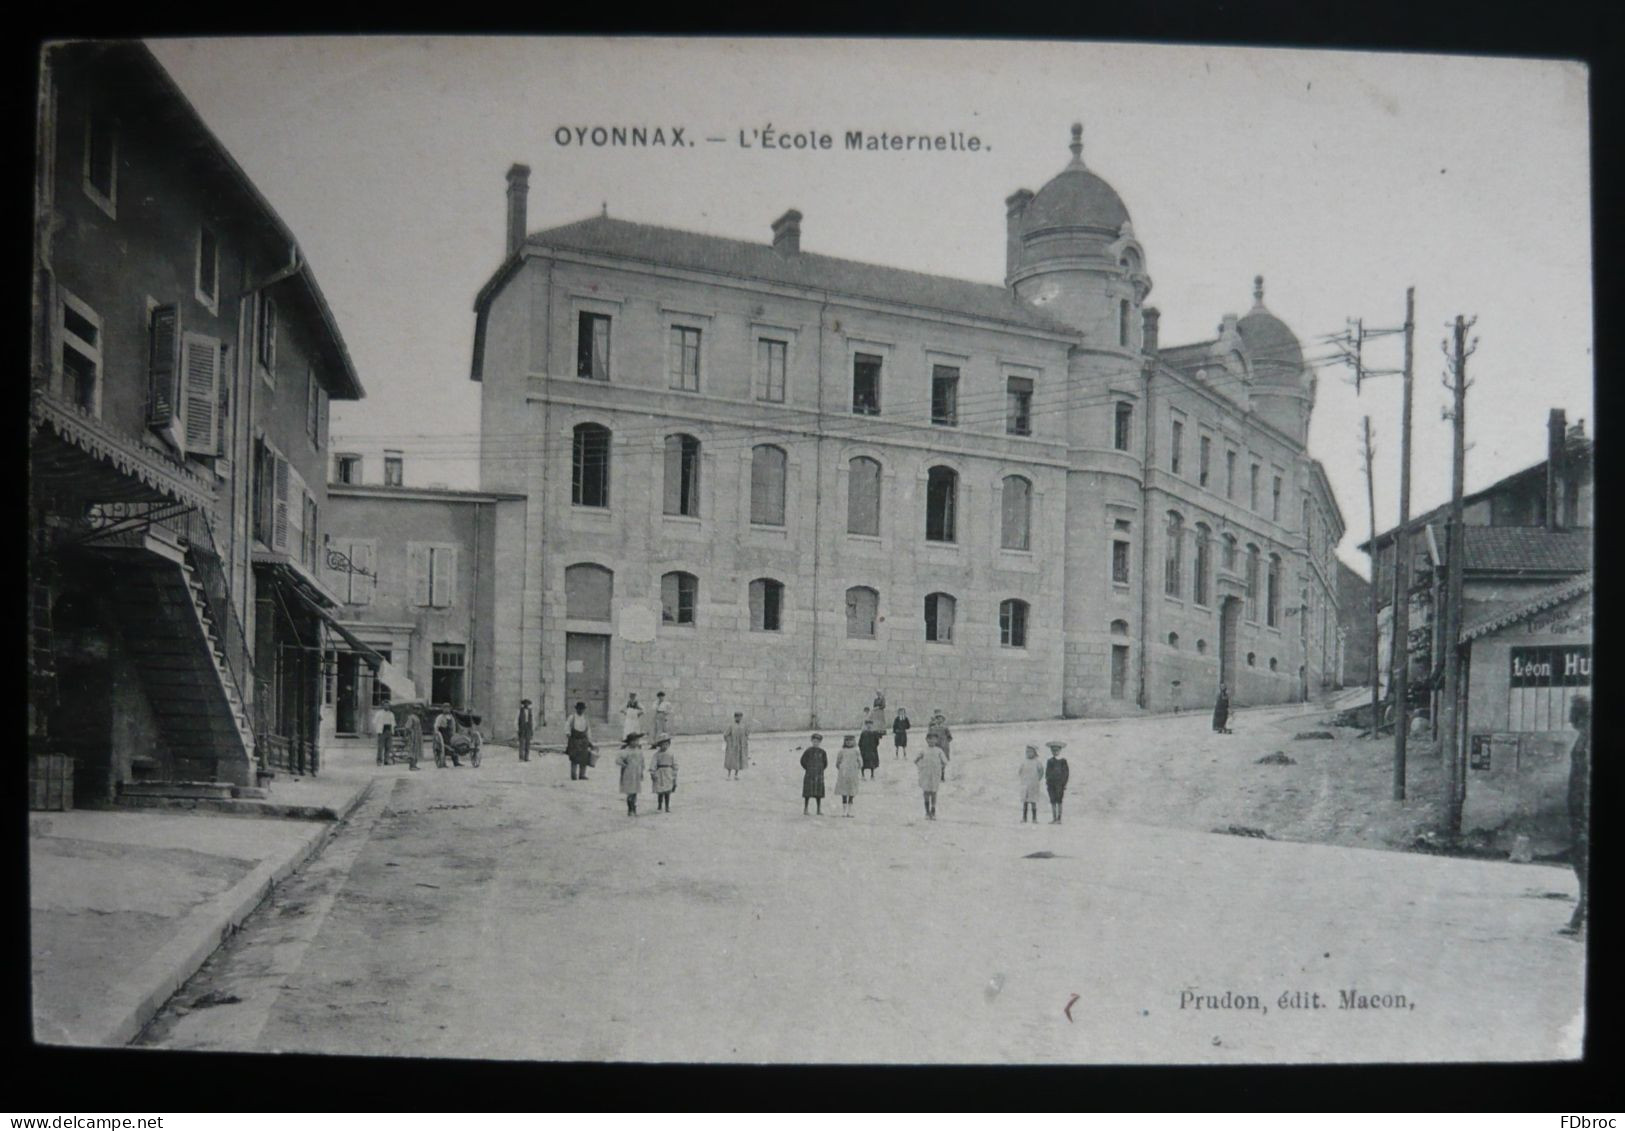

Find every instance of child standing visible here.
[1019,744,1045,824]
[834,734,861,818]
[650,737,677,813]
[1045,740,1070,824]
[617,733,646,817]
[892,708,910,759]
[800,733,828,816]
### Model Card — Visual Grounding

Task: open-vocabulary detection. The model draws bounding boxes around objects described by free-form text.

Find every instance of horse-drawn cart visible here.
[383,701,485,769]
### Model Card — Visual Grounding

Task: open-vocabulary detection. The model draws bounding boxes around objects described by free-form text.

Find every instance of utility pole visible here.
[1361,416,1380,732]
[1392,287,1415,801]
[1439,314,1476,833]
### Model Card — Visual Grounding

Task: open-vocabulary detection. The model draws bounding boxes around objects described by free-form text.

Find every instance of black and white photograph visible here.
[25,36,1594,1067]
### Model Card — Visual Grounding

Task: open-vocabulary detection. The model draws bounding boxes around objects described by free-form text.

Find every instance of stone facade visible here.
[472,128,1345,735]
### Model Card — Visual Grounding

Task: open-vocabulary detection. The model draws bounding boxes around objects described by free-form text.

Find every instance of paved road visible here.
[136,715,1585,1063]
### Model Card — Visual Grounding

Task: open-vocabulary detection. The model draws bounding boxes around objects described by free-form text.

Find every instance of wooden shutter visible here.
[431,546,458,608]
[355,541,375,606]
[272,453,290,551]
[409,544,430,606]
[285,466,306,559]
[215,343,231,457]
[181,332,221,454]
[147,304,182,429]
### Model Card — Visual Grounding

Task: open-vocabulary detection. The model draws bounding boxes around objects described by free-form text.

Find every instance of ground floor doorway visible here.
[1219,596,1241,695]
[1110,644,1129,700]
[565,633,611,721]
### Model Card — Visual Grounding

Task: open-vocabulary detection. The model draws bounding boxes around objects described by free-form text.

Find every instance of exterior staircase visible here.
[91,525,256,786]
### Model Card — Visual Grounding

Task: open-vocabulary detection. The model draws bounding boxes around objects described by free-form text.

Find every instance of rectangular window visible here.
[749,578,784,632]
[750,446,787,527]
[384,451,404,487]
[663,434,700,518]
[756,338,786,402]
[59,291,101,415]
[1226,450,1237,499]
[1199,435,1211,487]
[1250,463,1261,511]
[853,354,882,416]
[577,312,611,380]
[847,457,881,536]
[1114,402,1133,451]
[1272,475,1283,521]
[1170,419,1184,475]
[257,293,277,375]
[661,573,697,625]
[334,454,362,484]
[1112,540,1131,585]
[83,111,116,214]
[431,644,467,710]
[1006,376,1034,436]
[924,593,956,643]
[668,325,701,391]
[1000,600,1028,648]
[196,227,219,310]
[931,365,959,426]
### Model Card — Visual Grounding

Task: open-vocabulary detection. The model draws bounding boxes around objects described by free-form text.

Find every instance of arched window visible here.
[1164,511,1184,597]
[749,577,784,632]
[925,465,957,543]
[660,571,697,625]
[1193,523,1212,606]
[750,444,787,526]
[564,563,613,621]
[663,433,700,517]
[1168,631,1180,649]
[1000,599,1028,647]
[1001,475,1032,550]
[572,423,610,507]
[1267,553,1282,627]
[1110,619,1130,636]
[924,592,956,643]
[847,456,881,536]
[1245,544,1261,621]
[846,586,878,639]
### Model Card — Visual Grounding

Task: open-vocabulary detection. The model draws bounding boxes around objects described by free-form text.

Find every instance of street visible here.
[135,703,1585,1063]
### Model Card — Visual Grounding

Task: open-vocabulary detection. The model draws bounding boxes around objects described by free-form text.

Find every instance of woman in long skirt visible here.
[800,734,828,815]
[892,708,911,759]
[565,700,594,781]
[858,720,882,779]
[650,737,677,812]
[617,734,646,817]
[1019,744,1045,824]
[834,734,862,817]
[723,712,749,779]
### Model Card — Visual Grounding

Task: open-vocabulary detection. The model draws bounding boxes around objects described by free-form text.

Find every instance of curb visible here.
[67,776,376,1048]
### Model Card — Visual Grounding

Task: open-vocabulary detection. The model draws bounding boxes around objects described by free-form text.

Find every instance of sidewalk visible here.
[29,739,385,1047]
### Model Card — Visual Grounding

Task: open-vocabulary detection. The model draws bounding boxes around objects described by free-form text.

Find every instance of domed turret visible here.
[1006,123,1150,351]
[1236,276,1315,447]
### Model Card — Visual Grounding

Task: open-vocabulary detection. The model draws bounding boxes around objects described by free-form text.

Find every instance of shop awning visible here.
[276,572,383,667]
[30,389,215,512]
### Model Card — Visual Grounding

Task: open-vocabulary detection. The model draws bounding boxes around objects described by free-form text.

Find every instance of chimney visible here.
[505,163,531,258]
[1141,306,1161,357]
[1547,408,1567,531]
[1004,189,1034,284]
[771,209,803,256]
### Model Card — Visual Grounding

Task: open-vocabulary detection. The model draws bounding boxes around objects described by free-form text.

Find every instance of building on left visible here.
[29,41,366,801]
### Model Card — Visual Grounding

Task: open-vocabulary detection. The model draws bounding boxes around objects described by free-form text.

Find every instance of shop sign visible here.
[1508,644,1591,687]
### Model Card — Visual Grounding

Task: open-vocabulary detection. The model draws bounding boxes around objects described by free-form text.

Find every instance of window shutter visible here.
[180,332,221,454]
[147,304,182,429]
[431,547,458,608]
[410,544,430,606]
[356,541,375,606]
[272,454,290,551]
[215,343,231,457]
[318,388,329,447]
[286,466,306,557]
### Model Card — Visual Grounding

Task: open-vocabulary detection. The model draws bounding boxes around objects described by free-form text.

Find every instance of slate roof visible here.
[1461,571,1592,642]
[1461,527,1592,574]
[519,215,1078,335]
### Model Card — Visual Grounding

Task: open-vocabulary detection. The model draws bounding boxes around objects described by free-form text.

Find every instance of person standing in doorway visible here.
[616,733,646,817]
[1560,695,1590,937]
[915,737,947,820]
[858,718,882,780]
[892,708,911,759]
[650,737,678,813]
[927,711,953,780]
[800,733,828,816]
[1212,684,1231,735]
[515,698,534,763]
[622,694,644,744]
[653,691,674,744]
[1019,744,1045,824]
[565,700,594,781]
[723,711,750,779]
[1045,740,1070,824]
[834,734,861,818]
[372,702,395,766]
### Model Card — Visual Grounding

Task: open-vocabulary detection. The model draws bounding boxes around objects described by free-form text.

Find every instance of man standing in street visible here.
[515,698,535,762]
[372,702,395,766]
[723,711,750,779]
[1560,695,1590,937]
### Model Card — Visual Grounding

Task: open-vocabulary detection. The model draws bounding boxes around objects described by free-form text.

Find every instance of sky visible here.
[146,37,1593,576]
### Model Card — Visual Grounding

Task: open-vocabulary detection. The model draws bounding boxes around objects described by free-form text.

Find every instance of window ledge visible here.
[1112,580,1132,590]
[923,539,960,551]
[847,533,882,544]
[571,505,614,516]
[662,514,703,526]
[999,547,1034,557]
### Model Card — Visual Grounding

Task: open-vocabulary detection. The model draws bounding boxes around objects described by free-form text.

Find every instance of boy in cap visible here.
[1044,741,1070,824]
[800,733,828,815]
